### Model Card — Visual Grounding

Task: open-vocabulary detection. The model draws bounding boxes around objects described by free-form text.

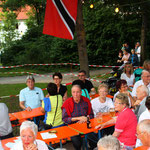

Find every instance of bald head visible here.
[137,119,150,146]
[136,85,149,100]
[141,70,150,85]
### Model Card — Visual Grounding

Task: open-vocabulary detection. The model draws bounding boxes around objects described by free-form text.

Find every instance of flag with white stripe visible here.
[43,0,78,40]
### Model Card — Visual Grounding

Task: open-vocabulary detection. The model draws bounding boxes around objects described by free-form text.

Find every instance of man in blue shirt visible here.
[19,75,44,125]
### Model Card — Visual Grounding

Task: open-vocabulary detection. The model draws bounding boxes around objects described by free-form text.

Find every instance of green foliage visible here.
[83,1,141,65]
[0,11,19,49]
[1,0,150,66]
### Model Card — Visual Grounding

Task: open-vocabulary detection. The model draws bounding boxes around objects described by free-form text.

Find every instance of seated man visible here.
[62,85,97,150]
[78,70,96,94]
[97,135,120,150]
[19,75,44,125]
[135,119,150,149]
[132,70,150,101]
[0,103,13,140]
[136,96,150,147]
[134,85,149,120]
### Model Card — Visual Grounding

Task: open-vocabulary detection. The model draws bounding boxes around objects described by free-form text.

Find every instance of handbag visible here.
[43,95,59,130]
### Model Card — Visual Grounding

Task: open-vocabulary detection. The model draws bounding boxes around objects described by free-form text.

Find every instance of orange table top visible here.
[134,146,150,150]
[69,115,114,134]
[37,126,79,144]
[9,113,17,121]
[10,107,44,121]
[2,126,79,150]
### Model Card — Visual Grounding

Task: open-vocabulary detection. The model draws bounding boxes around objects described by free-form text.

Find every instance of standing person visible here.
[78,70,96,94]
[41,83,64,129]
[96,93,137,149]
[129,49,139,66]
[53,72,67,102]
[0,103,13,140]
[62,85,97,150]
[124,42,130,53]
[19,75,44,125]
[135,42,141,63]
[120,63,135,87]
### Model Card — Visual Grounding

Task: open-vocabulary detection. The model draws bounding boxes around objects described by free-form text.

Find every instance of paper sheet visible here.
[5,142,16,148]
[40,132,57,140]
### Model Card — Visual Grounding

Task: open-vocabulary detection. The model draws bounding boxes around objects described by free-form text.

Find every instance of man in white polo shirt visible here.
[19,75,44,125]
[132,70,150,101]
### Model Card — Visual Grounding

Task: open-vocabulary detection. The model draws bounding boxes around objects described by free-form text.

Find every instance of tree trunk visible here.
[76,0,89,77]
[140,2,148,65]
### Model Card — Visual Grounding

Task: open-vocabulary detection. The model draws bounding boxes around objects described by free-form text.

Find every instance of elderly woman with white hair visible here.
[11,121,48,150]
[97,135,120,150]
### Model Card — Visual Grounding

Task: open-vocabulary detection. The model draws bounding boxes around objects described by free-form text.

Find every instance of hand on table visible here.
[25,106,32,111]
[95,124,105,130]
[25,143,38,150]
[77,116,87,123]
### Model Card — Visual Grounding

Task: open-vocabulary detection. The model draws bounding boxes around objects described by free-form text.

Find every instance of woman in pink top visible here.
[96,93,137,149]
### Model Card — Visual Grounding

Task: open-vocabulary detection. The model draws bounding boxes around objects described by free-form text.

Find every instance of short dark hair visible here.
[47,83,58,96]
[116,79,127,90]
[53,72,63,79]
[72,79,85,89]
[145,96,150,110]
[79,70,86,75]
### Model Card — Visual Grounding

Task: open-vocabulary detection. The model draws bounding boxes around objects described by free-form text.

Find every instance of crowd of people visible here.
[0,58,150,150]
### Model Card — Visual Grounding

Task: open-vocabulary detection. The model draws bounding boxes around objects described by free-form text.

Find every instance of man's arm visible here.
[19,101,32,111]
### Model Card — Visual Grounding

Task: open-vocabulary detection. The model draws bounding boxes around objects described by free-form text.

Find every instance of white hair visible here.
[26,75,35,82]
[20,121,38,136]
[142,70,149,76]
[138,119,150,134]
[137,85,149,96]
[97,135,120,150]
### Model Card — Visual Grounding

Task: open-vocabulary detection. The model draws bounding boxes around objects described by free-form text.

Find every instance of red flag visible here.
[43,0,78,40]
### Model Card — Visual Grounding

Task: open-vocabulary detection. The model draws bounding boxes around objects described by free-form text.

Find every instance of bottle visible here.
[87,115,91,129]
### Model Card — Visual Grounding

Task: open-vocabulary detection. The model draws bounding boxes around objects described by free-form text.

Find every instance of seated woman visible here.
[53,72,67,102]
[41,83,64,129]
[120,63,135,87]
[113,80,134,108]
[11,121,48,150]
[96,93,137,149]
[62,85,97,150]
[91,83,114,117]
[72,79,90,100]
